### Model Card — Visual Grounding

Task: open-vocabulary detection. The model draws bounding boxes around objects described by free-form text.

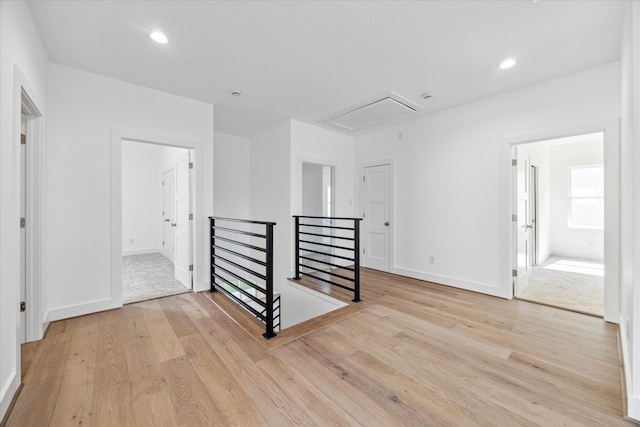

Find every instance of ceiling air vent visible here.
[322,92,422,132]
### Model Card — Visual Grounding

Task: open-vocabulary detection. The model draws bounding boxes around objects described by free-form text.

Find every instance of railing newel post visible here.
[353,218,361,303]
[294,216,300,280]
[210,217,217,293]
[263,223,277,339]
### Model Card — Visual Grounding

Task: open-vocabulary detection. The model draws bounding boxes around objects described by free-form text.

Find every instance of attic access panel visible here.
[323,93,422,131]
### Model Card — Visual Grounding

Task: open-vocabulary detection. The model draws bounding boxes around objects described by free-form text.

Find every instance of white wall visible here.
[549,139,604,261]
[122,141,162,255]
[0,0,49,419]
[249,121,291,292]
[214,132,250,219]
[620,1,640,421]
[355,62,621,299]
[45,63,213,321]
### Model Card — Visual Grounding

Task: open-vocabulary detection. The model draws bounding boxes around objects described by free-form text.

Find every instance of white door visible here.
[363,164,390,272]
[174,155,192,288]
[19,114,27,344]
[514,147,533,295]
[162,168,175,264]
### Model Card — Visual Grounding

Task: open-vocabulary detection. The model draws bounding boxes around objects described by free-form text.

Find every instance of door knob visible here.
[171,223,177,227]
[384,222,389,226]
[164,219,170,222]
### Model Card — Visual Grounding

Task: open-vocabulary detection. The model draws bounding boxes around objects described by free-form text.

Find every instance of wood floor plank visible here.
[179,333,269,426]
[158,296,198,338]
[139,299,186,363]
[161,355,223,427]
[48,314,99,426]
[5,340,70,427]
[256,354,362,426]
[92,381,134,427]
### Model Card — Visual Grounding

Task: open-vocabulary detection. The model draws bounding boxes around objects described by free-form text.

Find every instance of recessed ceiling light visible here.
[230,89,242,97]
[499,58,517,69]
[150,31,168,44]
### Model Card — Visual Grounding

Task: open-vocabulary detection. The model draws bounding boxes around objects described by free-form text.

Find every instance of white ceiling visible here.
[26,0,626,137]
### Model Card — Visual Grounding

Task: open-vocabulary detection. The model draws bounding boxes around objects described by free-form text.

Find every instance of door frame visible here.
[111,129,204,307]
[501,120,620,323]
[360,159,394,272]
[14,67,45,343]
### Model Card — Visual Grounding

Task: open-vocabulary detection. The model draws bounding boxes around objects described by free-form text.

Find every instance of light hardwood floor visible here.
[4,268,636,426]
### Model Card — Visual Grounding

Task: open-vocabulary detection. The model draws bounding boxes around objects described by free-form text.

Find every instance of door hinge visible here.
[362,212,365,218]
[20,301,25,312]
[512,159,517,166]
[20,134,26,145]
[189,265,193,271]
[189,162,194,169]
[512,214,517,222]
[20,217,25,228]
[189,213,193,220]
[362,176,365,182]
[363,249,366,254]
[162,241,165,246]
[512,269,518,277]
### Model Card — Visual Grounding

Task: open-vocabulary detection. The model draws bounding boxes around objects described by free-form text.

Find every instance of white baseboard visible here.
[122,248,161,256]
[390,266,508,299]
[47,298,121,322]
[0,372,20,422]
[619,318,640,421]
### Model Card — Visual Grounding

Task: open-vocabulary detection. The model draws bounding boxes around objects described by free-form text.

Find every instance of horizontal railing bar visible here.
[213,273,266,308]
[299,263,355,283]
[299,223,354,231]
[293,215,362,221]
[210,216,276,226]
[212,225,266,239]
[212,244,266,267]
[213,261,267,294]
[299,271,355,292]
[300,231,354,241]
[298,247,355,262]
[213,282,266,322]
[213,235,266,253]
[299,239,353,251]
[298,255,354,271]
[214,254,267,281]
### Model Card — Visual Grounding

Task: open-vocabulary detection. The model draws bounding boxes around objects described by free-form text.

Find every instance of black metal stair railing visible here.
[293,215,362,302]
[209,216,278,339]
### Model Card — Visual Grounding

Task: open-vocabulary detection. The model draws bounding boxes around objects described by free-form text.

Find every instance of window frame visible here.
[567,164,604,230]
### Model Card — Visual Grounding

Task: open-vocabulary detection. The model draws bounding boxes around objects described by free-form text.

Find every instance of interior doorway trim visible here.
[110,129,205,307]
[501,120,620,323]
[13,66,45,343]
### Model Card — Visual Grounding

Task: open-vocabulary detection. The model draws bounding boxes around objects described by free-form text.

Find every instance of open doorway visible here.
[513,132,605,316]
[300,162,334,272]
[121,140,193,304]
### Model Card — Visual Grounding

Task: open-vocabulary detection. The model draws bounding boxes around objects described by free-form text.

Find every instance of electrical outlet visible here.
[429,256,435,265]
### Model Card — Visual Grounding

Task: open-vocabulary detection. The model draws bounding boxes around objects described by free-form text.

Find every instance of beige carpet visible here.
[518,257,604,316]
[123,253,190,304]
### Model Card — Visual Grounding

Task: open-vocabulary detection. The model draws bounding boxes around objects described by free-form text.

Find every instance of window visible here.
[568,165,604,229]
